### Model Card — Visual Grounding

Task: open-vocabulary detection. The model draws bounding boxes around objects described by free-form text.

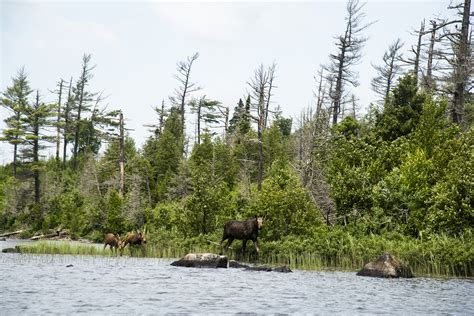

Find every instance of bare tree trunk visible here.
[425,21,437,91]
[63,77,73,166]
[33,91,40,203]
[119,111,125,197]
[197,98,202,144]
[413,20,425,86]
[264,63,276,129]
[452,0,471,124]
[144,164,152,207]
[55,79,64,162]
[73,75,86,169]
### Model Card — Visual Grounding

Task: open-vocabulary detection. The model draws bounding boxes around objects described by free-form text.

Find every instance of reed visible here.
[16,232,473,278]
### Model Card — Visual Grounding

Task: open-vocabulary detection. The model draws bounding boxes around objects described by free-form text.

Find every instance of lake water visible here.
[1,240,473,315]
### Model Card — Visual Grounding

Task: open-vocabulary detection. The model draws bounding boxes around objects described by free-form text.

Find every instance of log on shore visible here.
[0,230,24,238]
[30,229,69,241]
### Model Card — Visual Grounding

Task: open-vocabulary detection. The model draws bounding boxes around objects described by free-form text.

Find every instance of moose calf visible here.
[220,217,263,254]
[120,231,147,256]
[104,233,122,254]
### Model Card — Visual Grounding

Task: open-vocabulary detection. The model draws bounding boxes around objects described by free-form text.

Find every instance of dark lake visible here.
[1,240,473,314]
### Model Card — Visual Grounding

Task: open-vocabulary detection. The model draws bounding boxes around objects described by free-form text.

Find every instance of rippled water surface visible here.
[1,240,473,315]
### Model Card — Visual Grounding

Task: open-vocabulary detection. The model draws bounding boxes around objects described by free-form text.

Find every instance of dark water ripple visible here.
[1,241,473,314]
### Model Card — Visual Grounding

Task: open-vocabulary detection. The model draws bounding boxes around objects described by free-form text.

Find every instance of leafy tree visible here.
[251,160,321,240]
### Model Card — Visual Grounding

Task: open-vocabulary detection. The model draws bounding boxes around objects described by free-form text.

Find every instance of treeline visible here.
[0,0,472,249]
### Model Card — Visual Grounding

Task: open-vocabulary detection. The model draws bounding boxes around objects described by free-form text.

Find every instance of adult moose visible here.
[220,217,263,254]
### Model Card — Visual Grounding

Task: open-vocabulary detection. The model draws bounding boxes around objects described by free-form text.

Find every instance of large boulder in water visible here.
[171,253,228,268]
[357,253,413,278]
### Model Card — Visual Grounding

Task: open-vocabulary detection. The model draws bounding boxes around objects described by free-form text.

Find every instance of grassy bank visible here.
[14,230,473,278]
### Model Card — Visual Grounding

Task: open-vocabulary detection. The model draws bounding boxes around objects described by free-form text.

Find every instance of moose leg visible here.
[225,238,234,251]
[220,236,227,253]
[252,239,260,253]
[242,239,248,255]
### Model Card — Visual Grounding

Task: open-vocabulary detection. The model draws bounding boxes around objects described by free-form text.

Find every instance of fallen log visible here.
[30,229,69,241]
[0,230,24,238]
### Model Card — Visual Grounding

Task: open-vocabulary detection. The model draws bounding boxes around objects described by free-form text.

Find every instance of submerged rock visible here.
[171,253,228,268]
[1,246,21,253]
[244,265,293,273]
[357,253,413,278]
[228,260,250,269]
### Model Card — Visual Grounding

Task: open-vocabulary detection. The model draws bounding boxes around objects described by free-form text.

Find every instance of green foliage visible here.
[104,189,125,234]
[250,160,321,240]
[144,107,183,204]
[376,74,426,141]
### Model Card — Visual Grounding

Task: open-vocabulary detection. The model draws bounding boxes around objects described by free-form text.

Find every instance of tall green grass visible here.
[16,231,473,278]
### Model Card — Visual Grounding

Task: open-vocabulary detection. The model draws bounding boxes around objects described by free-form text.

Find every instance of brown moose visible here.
[120,231,147,256]
[220,217,263,254]
[103,233,122,254]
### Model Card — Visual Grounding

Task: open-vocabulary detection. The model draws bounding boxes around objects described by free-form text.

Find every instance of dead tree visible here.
[51,79,64,162]
[401,20,426,86]
[247,64,276,191]
[169,52,201,134]
[119,111,125,197]
[371,39,404,105]
[62,77,73,165]
[441,0,472,124]
[423,20,438,92]
[324,0,373,126]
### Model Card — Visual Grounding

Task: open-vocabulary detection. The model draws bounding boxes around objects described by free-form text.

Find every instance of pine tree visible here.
[0,68,33,177]
[21,90,55,203]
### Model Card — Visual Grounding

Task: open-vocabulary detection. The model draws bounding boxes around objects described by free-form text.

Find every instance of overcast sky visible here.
[0,0,452,163]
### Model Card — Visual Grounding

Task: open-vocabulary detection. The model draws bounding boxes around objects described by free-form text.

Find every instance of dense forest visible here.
[1,0,473,275]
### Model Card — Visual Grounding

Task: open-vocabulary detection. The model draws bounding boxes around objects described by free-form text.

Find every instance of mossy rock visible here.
[357,253,413,278]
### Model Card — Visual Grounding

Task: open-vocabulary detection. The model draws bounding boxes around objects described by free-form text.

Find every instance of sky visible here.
[0,0,452,164]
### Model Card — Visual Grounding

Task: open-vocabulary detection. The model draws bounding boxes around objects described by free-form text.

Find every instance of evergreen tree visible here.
[376,74,426,141]
[145,107,183,204]
[21,90,55,203]
[0,68,33,177]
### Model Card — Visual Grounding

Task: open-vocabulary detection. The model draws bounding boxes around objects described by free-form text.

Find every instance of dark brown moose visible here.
[220,217,263,254]
[120,231,147,256]
[104,233,122,254]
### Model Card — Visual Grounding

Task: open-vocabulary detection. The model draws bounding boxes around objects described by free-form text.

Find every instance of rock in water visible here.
[171,253,228,268]
[1,246,21,253]
[244,265,293,273]
[357,253,413,278]
[228,260,250,269]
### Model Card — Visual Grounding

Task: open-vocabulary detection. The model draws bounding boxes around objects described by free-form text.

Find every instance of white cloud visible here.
[153,3,256,42]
